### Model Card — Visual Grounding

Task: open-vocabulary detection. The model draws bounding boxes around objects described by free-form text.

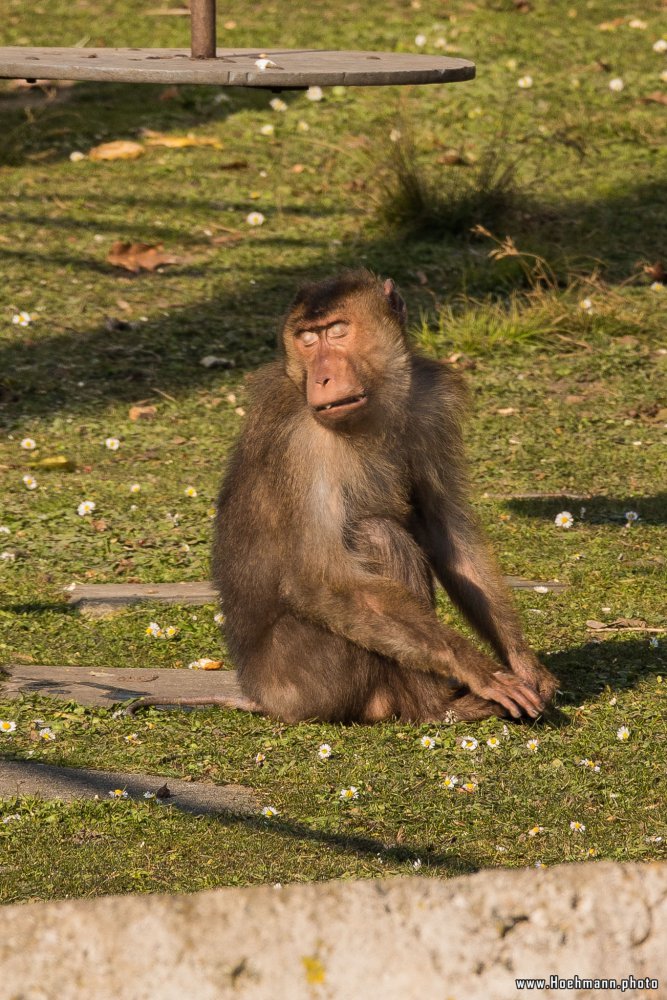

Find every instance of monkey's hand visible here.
[507,650,559,704]
[474,670,545,720]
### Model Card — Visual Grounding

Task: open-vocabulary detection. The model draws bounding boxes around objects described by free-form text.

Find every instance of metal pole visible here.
[190,0,216,59]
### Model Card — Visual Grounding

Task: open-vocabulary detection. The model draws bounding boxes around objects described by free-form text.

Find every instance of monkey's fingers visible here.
[487,672,544,719]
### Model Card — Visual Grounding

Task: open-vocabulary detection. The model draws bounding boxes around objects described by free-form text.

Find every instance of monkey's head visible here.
[280,270,410,427]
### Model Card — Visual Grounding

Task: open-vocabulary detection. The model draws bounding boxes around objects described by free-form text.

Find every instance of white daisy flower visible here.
[415,34,427,47]
[609,77,624,92]
[461,780,478,792]
[143,791,156,799]
[269,98,287,112]
[164,625,178,639]
[318,743,332,759]
[39,727,55,741]
[306,86,323,102]
[420,735,437,749]
[412,858,422,869]
[12,312,32,326]
[297,120,310,133]
[460,736,478,751]
[579,297,593,311]
[339,786,359,801]
[259,123,275,136]
[517,75,533,89]
[109,788,129,799]
[486,736,501,749]
[105,437,120,451]
[184,486,197,497]
[569,820,586,833]
[534,860,547,868]
[146,621,163,638]
[69,150,85,162]
[526,738,540,752]
[255,752,266,765]
[0,721,17,734]
[0,526,10,535]
[262,805,280,817]
[652,39,667,53]
[616,725,630,741]
[20,437,37,450]
[527,825,545,836]
[2,814,21,823]
[22,475,38,490]
[624,510,639,523]
[246,212,265,227]
[555,511,574,528]
[389,128,402,143]
[129,483,141,493]
[629,18,647,29]
[214,612,225,625]
[77,500,96,516]
[651,281,665,291]
[442,775,459,789]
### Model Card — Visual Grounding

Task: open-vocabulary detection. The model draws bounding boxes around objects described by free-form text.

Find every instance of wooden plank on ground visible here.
[0,664,242,708]
[67,575,567,616]
[0,760,259,815]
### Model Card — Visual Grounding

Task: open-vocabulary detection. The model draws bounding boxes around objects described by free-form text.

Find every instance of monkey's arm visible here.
[280,568,543,719]
[412,485,558,703]
[408,361,557,704]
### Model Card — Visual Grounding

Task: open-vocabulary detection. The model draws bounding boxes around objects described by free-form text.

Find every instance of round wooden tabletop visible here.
[0,46,475,88]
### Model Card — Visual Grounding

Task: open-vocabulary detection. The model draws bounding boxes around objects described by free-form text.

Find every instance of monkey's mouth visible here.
[315,393,368,415]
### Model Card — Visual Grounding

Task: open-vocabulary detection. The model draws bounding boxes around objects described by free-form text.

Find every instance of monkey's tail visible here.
[124,695,263,717]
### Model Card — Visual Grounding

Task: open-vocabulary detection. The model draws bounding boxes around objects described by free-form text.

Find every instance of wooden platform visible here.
[65,576,568,617]
[0,47,475,88]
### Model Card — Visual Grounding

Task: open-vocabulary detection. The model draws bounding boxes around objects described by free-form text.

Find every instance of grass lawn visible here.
[0,0,665,902]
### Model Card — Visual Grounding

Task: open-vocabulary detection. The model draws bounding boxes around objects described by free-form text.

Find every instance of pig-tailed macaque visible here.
[129,270,557,722]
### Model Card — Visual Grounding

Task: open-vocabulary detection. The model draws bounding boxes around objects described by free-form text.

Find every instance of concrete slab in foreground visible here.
[0,759,258,816]
[0,862,664,999]
[0,663,242,708]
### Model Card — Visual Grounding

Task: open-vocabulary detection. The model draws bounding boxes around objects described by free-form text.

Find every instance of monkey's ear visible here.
[383,278,408,327]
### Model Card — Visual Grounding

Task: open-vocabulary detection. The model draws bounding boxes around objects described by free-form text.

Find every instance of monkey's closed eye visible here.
[328,322,348,338]
[299,331,318,346]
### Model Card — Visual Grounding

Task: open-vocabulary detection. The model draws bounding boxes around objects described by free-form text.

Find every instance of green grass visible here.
[0,0,666,902]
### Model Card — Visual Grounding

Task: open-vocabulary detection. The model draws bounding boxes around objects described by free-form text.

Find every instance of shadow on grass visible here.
[0,80,297,167]
[544,636,665,708]
[0,757,474,875]
[1,177,666,426]
[505,494,667,527]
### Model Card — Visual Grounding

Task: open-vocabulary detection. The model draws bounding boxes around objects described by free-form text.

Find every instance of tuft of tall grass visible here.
[376,130,521,238]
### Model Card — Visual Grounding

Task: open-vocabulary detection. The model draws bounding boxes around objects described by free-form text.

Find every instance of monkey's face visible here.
[282,279,409,429]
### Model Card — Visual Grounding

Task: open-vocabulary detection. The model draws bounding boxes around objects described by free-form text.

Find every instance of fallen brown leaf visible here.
[586,618,665,633]
[89,140,144,161]
[201,660,224,670]
[639,92,667,106]
[644,261,665,282]
[107,241,180,273]
[129,404,158,421]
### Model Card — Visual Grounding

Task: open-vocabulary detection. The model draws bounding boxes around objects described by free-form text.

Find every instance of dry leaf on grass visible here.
[639,92,667,106]
[107,241,180,273]
[586,618,666,633]
[129,404,158,421]
[89,140,144,161]
[201,660,224,670]
[142,129,223,149]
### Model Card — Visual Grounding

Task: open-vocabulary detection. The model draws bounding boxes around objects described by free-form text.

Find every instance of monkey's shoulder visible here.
[408,354,468,422]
